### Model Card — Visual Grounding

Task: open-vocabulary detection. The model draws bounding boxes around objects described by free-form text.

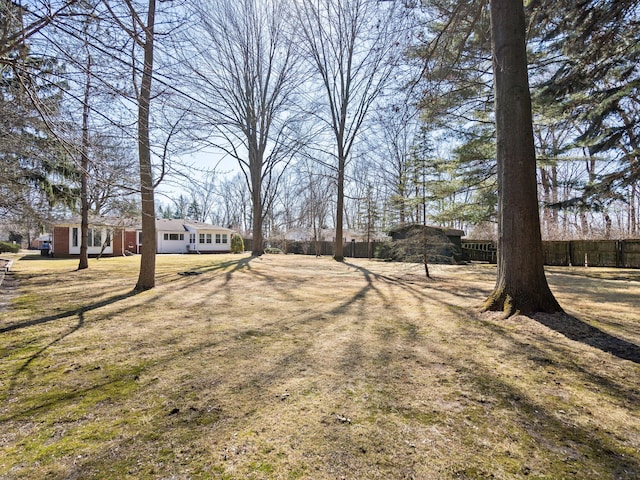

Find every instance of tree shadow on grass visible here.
[343,261,640,365]
[445,340,640,478]
[174,255,256,286]
[0,291,138,334]
[1,291,142,406]
[532,312,640,364]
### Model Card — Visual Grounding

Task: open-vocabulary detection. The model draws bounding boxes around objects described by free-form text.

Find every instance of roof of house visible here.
[155,218,188,232]
[53,216,141,229]
[54,216,234,233]
[183,220,233,232]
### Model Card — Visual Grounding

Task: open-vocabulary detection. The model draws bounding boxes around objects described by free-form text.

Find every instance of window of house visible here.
[199,233,205,244]
[88,229,96,247]
[73,227,109,248]
[206,233,212,244]
[189,233,196,244]
[222,234,228,243]
[164,233,183,241]
[215,234,221,244]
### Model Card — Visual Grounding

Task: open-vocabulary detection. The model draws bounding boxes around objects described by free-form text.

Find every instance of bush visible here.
[0,241,20,253]
[264,247,283,254]
[230,233,245,253]
[374,239,456,264]
[374,241,395,260]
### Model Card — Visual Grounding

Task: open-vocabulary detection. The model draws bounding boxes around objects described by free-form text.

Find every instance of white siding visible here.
[68,227,114,255]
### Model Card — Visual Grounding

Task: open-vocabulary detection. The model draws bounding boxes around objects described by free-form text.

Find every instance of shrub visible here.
[374,241,395,260]
[0,241,20,253]
[264,247,283,254]
[230,233,245,253]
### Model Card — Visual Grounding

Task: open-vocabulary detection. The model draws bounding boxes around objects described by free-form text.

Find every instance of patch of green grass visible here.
[249,461,275,473]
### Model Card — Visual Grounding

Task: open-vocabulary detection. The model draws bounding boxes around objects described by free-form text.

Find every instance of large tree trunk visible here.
[250,145,264,256]
[482,0,562,317]
[134,0,157,292]
[251,191,263,256]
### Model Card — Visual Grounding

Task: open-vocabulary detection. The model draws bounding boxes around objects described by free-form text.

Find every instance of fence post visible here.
[568,241,574,267]
[617,240,625,268]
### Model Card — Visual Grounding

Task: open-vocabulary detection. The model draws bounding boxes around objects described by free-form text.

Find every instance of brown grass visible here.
[0,252,639,479]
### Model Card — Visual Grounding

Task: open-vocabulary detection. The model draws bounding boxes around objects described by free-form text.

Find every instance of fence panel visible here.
[543,241,571,266]
[461,241,496,263]
[621,240,640,268]
[571,240,617,267]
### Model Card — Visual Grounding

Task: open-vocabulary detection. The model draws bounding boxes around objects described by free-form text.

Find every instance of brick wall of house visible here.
[112,228,123,256]
[53,226,70,257]
[124,231,137,254]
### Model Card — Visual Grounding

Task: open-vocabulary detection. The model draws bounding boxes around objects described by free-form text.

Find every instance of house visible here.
[52,216,138,257]
[31,233,52,250]
[156,219,233,254]
[51,217,234,257]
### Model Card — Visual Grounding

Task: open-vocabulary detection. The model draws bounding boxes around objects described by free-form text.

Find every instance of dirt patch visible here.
[0,269,18,314]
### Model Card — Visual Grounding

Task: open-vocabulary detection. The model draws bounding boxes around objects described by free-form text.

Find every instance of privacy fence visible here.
[244,239,382,258]
[462,239,640,268]
[244,238,640,268]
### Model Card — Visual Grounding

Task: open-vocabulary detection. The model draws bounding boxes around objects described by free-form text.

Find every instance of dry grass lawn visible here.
[0,252,639,479]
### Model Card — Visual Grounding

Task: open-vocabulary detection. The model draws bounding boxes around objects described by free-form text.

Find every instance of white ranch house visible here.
[51,217,234,257]
[156,219,234,254]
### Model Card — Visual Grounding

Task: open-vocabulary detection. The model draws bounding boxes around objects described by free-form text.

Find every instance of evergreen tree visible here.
[533,0,640,210]
[0,2,76,221]
[187,200,202,221]
[230,232,244,253]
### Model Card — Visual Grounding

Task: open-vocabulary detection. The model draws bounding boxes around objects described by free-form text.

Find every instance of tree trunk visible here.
[78,30,91,271]
[482,0,562,317]
[539,166,551,238]
[631,182,637,235]
[250,144,264,256]
[334,157,345,261]
[251,192,263,256]
[134,0,157,292]
[78,82,90,270]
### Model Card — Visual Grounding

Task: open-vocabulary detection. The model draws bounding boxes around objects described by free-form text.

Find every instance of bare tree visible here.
[102,0,159,290]
[50,3,141,268]
[132,0,156,291]
[299,158,333,255]
[85,134,138,216]
[181,168,218,223]
[294,0,403,261]
[76,9,94,270]
[371,103,421,228]
[182,0,304,256]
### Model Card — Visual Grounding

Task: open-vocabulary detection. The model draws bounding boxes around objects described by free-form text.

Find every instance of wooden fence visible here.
[463,239,640,268]
[244,239,382,258]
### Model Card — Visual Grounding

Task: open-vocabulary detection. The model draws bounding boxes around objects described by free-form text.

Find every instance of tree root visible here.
[482,290,563,319]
